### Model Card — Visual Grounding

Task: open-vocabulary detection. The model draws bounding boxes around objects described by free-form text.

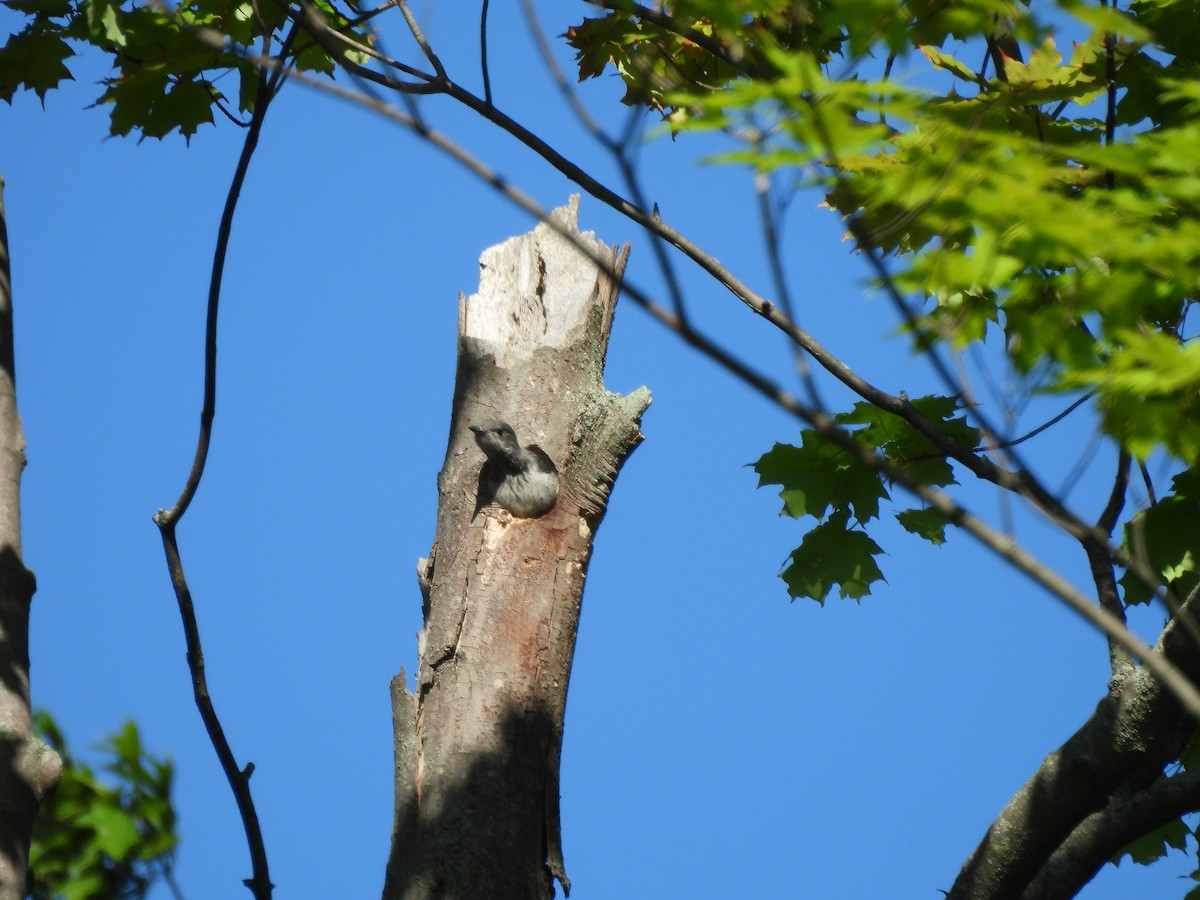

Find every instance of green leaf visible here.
[150,76,216,139]
[101,67,169,137]
[0,28,75,102]
[1120,467,1200,604]
[1180,728,1200,770]
[237,60,260,113]
[1114,815,1190,865]
[1003,36,1063,85]
[895,507,950,545]
[836,396,980,488]
[1064,332,1200,461]
[107,720,142,763]
[78,801,141,859]
[781,510,886,603]
[920,46,979,84]
[295,39,337,75]
[754,436,889,524]
[84,0,125,47]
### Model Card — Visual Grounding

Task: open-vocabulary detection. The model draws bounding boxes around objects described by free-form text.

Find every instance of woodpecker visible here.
[469,420,559,518]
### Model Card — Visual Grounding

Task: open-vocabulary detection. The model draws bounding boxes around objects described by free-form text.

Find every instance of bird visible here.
[469,420,559,518]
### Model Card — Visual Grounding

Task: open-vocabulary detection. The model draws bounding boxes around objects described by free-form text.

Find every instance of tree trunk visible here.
[383,197,649,900]
[0,177,61,899]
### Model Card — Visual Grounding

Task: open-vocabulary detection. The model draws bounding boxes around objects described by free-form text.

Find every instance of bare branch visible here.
[287,0,441,92]
[149,41,278,899]
[753,165,824,409]
[397,0,445,80]
[479,0,492,106]
[1086,449,1131,672]
[518,0,606,139]
[1139,459,1159,505]
[999,393,1094,451]
[520,2,696,333]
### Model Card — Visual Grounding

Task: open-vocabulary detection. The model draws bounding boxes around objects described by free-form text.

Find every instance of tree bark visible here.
[948,595,1200,899]
[0,177,60,899]
[1023,767,1200,899]
[384,197,649,900]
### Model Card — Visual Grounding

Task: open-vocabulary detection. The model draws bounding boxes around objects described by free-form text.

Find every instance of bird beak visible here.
[468,424,483,435]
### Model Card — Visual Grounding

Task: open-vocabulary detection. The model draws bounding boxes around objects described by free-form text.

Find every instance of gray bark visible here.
[949,596,1200,899]
[0,177,61,899]
[384,198,649,900]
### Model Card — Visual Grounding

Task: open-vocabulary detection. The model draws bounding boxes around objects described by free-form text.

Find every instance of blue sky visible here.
[1,2,1193,898]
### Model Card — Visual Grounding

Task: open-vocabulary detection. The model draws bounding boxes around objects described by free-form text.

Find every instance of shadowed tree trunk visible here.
[0,177,61,899]
[383,197,649,900]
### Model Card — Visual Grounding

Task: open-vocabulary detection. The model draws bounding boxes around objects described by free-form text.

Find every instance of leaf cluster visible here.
[29,712,178,900]
[754,395,977,602]
[0,0,372,139]
[565,1,846,114]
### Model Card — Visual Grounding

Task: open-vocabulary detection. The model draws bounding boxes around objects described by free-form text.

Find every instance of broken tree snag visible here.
[384,196,650,900]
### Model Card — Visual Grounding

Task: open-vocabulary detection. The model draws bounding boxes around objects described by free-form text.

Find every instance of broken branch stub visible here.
[385,197,650,900]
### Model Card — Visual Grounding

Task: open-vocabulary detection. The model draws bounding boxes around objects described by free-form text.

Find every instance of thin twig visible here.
[518,0,606,138]
[1087,449,1131,672]
[1056,430,1103,502]
[287,0,439,91]
[999,393,1094,450]
[155,858,187,900]
[518,0,691,328]
[348,0,400,30]
[479,0,492,106]
[887,390,1098,467]
[149,22,278,897]
[264,22,301,95]
[1139,460,1158,505]
[754,164,823,409]
[210,85,251,127]
[397,0,445,80]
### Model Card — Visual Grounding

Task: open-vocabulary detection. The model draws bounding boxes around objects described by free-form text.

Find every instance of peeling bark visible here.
[0,178,61,899]
[384,198,649,900]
